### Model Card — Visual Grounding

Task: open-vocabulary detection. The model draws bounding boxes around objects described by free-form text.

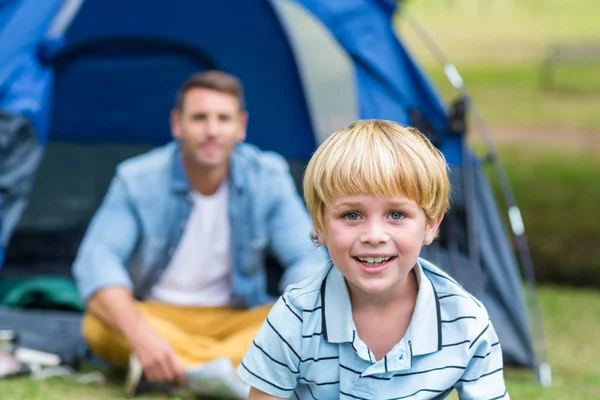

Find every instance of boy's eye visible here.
[343,212,361,221]
[389,211,405,220]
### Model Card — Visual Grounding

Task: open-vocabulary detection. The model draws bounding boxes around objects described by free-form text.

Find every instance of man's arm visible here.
[72,175,139,300]
[73,175,184,385]
[263,157,329,290]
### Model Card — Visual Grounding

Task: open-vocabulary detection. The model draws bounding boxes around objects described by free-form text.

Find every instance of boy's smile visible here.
[317,194,443,301]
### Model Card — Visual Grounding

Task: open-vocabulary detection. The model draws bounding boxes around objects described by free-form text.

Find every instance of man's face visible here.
[171,88,247,171]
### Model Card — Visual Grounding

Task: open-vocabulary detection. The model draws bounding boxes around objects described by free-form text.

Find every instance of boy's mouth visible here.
[353,256,397,267]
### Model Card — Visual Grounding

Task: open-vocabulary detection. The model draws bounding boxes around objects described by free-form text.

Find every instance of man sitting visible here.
[72,70,328,394]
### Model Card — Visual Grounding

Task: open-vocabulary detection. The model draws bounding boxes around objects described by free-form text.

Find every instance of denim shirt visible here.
[72,141,328,308]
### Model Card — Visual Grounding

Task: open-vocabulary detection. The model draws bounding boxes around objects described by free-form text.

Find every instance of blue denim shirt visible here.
[72,141,328,308]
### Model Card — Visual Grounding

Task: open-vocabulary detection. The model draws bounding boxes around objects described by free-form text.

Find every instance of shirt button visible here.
[168,247,176,257]
[180,220,187,229]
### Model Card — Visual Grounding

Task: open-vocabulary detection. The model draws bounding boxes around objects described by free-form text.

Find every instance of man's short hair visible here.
[175,70,245,111]
[303,120,450,240]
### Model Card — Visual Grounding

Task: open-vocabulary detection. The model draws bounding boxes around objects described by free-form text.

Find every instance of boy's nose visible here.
[359,222,390,244]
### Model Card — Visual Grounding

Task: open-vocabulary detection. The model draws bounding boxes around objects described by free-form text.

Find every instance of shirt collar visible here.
[170,141,244,193]
[321,259,442,355]
[321,266,353,343]
[409,259,442,356]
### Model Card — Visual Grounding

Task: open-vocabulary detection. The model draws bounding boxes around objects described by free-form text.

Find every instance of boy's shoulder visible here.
[418,258,490,325]
[281,264,331,312]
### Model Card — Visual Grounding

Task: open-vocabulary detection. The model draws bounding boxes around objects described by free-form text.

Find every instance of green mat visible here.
[0,276,84,311]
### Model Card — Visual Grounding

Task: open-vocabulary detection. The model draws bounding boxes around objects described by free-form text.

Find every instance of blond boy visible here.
[237,120,508,399]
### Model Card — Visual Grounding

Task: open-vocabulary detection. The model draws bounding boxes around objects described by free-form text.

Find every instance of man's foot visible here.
[123,354,144,396]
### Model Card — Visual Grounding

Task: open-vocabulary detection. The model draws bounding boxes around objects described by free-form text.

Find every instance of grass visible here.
[422,63,600,130]
[486,145,600,285]
[394,0,600,286]
[397,0,600,64]
[2,285,599,399]
[394,0,600,131]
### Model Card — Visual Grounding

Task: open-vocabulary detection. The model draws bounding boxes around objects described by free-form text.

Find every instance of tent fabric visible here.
[0,112,42,246]
[0,0,535,369]
[0,306,86,368]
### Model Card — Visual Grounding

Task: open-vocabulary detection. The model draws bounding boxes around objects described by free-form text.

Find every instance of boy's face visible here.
[316,194,443,298]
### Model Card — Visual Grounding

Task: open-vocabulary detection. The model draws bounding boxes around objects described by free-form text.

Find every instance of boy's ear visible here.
[423,212,445,245]
[312,221,327,246]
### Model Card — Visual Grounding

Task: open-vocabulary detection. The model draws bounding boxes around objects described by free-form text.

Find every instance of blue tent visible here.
[0,0,547,380]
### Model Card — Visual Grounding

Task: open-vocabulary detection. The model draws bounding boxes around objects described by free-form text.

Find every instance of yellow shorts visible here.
[82,302,272,368]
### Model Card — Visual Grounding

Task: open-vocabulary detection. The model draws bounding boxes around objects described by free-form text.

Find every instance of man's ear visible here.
[170,109,182,140]
[423,212,445,245]
[237,111,249,142]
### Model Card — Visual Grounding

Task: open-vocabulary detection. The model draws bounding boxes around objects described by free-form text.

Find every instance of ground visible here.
[483,124,600,150]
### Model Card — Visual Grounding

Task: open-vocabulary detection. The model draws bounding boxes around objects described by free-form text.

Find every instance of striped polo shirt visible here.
[238,258,509,399]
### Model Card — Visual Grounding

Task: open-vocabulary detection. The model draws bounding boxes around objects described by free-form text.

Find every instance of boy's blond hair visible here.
[303,120,450,242]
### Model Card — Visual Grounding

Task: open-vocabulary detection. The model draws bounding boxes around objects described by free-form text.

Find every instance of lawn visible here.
[397,0,600,64]
[487,145,600,285]
[422,63,600,131]
[396,0,600,131]
[395,0,600,286]
[2,285,599,399]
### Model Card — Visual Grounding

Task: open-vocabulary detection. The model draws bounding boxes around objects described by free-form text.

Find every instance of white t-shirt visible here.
[148,183,232,306]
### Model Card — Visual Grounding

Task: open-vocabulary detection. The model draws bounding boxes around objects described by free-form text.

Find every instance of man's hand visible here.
[86,287,187,386]
[129,324,187,386]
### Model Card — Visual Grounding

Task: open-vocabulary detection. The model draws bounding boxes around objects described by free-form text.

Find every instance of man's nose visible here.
[359,220,390,245]
[206,117,220,136]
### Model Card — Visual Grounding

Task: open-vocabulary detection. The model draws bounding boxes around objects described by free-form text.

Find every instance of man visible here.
[72,71,328,394]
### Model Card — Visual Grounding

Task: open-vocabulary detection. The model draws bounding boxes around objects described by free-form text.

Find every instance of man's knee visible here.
[82,312,107,346]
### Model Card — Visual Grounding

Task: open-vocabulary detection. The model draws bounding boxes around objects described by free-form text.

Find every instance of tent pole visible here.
[404,14,551,387]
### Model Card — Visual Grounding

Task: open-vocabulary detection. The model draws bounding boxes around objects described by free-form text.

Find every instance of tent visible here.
[0,0,549,382]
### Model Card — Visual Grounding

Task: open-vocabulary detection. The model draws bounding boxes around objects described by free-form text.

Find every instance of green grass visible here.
[394,0,600,131]
[2,286,599,399]
[395,0,600,283]
[398,0,600,64]
[420,63,600,130]
[485,145,600,285]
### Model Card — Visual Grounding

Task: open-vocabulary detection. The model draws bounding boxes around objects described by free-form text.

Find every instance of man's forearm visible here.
[86,286,150,342]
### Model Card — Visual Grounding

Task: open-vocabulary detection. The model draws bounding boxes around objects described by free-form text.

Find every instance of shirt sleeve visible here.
[72,175,140,301]
[237,293,303,398]
[454,320,509,400]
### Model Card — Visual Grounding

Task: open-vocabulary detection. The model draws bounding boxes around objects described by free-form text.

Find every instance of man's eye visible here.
[389,211,405,220]
[343,212,360,221]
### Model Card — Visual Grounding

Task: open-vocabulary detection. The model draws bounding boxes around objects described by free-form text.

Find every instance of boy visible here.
[237,120,508,399]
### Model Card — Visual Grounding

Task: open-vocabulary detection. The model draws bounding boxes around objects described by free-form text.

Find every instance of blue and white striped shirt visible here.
[238,258,508,399]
